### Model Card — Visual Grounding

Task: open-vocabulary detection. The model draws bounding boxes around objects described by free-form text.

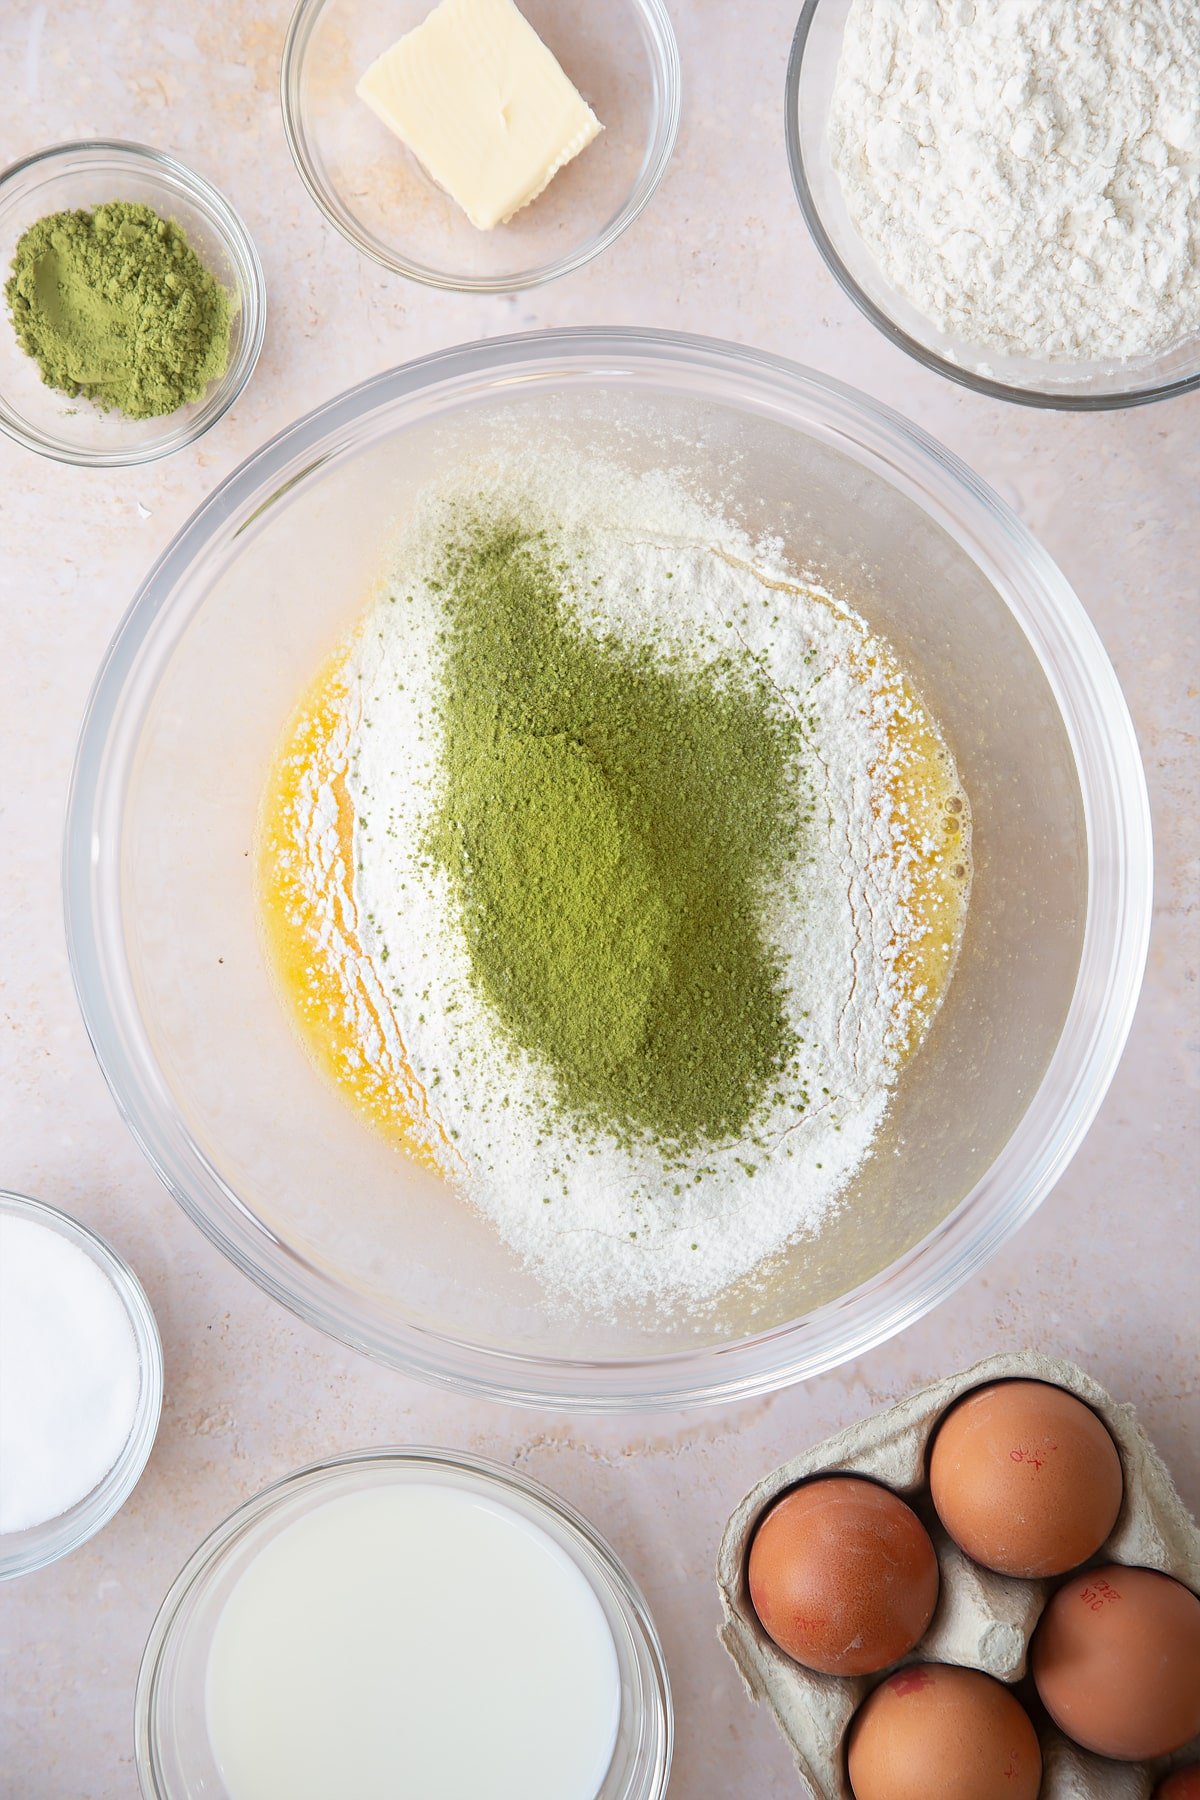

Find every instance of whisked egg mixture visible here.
[256,455,970,1315]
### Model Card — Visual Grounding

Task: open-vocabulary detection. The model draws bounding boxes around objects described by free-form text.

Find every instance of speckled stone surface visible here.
[1,3,1197,1796]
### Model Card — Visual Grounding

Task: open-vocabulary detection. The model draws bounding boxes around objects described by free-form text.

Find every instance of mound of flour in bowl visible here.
[829,0,1200,363]
[288,454,970,1317]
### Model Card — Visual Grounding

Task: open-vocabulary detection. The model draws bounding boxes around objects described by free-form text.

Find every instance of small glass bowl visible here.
[281,0,680,292]
[0,141,265,465]
[0,1190,163,1580]
[785,0,1200,410]
[135,1447,673,1799]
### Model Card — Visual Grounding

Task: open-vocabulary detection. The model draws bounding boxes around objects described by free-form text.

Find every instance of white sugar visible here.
[0,1213,141,1534]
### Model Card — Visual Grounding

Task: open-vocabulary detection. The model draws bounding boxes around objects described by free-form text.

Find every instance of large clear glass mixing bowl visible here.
[64,330,1152,1410]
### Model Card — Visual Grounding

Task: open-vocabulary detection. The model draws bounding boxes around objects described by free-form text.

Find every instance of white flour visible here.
[295,454,956,1318]
[829,0,1200,363]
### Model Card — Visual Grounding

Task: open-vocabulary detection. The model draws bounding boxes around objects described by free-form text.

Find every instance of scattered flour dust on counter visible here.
[257,455,971,1317]
[829,0,1200,363]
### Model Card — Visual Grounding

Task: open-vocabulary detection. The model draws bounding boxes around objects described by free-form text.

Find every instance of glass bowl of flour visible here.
[786,0,1200,408]
[65,330,1151,1408]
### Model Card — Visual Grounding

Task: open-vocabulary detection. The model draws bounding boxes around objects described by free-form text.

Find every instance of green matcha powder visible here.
[6,201,232,420]
[425,517,809,1153]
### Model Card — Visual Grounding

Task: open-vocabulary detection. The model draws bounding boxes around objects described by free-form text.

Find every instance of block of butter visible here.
[356,0,603,232]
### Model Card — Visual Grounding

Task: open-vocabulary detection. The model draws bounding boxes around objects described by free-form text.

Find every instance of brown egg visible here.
[1156,1770,1200,1800]
[747,1476,938,1676]
[1032,1564,1200,1759]
[928,1379,1123,1577]
[847,1663,1042,1800]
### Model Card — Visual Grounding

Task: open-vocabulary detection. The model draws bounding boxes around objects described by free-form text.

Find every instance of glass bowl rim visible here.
[0,137,266,467]
[133,1444,673,1800]
[783,0,1200,412]
[279,0,682,293]
[63,326,1153,1411]
[0,1188,164,1579]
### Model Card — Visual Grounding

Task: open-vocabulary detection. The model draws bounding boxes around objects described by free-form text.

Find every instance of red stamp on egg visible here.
[1008,1442,1056,1471]
[889,1667,934,1695]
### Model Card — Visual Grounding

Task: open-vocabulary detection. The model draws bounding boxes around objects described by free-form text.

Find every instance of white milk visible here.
[204,1481,622,1800]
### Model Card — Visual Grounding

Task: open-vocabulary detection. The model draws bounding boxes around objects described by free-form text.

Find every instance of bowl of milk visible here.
[135,1446,671,1800]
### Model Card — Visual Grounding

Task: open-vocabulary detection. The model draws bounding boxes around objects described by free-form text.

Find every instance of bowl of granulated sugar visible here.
[0,1191,163,1579]
[786,0,1200,409]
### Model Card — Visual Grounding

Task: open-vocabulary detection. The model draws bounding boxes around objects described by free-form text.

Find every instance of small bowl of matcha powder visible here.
[0,140,264,466]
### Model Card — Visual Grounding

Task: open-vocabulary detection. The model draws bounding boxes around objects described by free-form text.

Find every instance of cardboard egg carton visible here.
[716,1352,1200,1798]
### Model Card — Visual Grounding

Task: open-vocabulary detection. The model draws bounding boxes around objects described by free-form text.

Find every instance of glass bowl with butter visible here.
[281,0,680,291]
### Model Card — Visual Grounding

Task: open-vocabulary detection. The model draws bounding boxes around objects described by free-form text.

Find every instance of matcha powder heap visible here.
[426,517,807,1152]
[311,454,956,1312]
[6,201,232,420]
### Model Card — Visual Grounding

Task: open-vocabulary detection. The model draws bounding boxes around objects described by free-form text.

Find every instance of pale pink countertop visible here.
[1,2,1197,1795]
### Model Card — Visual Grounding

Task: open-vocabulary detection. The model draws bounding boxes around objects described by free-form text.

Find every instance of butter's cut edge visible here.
[494,106,603,228]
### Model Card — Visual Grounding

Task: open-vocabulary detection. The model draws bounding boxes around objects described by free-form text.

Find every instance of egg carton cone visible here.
[716,1351,1200,1798]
